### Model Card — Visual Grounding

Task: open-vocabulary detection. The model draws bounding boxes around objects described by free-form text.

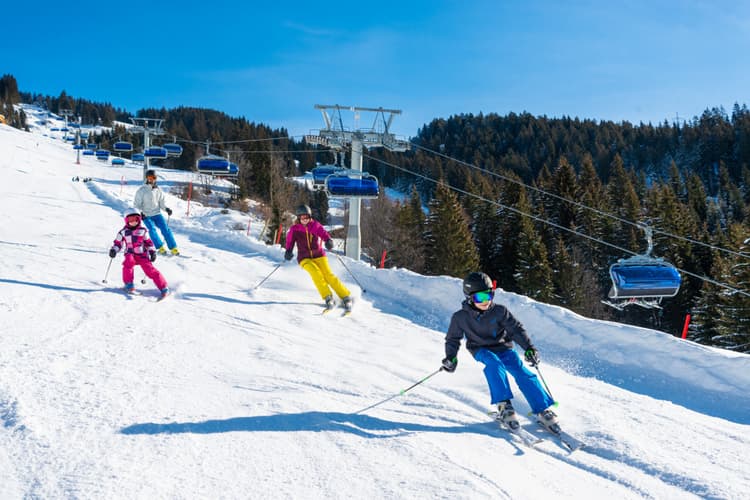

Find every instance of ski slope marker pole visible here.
[354,367,443,415]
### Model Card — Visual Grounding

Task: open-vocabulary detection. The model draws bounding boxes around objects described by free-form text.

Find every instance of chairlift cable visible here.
[365,153,750,299]
[411,142,750,261]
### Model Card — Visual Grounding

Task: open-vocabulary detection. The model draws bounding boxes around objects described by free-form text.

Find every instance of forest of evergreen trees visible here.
[1,73,747,352]
[364,111,750,352]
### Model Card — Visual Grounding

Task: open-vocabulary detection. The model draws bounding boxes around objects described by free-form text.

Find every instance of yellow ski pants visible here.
[299,256,351,300]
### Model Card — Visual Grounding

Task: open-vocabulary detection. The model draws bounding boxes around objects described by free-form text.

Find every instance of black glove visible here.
[325,239,334,250]
[149,250,157,262]
[441,357,457,373]
[140,212,146,220]
[524,346,540,367]
[284,249,294,261]
[109,248,117,258]
[165,207,173,216]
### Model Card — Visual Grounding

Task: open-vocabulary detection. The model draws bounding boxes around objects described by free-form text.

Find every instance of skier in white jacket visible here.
[133,169,180,255]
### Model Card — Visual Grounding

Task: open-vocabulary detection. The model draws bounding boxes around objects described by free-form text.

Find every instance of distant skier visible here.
[109,208,169,298]
[284,204,353,312]
[133,169,180,256]
[440,271,558,432]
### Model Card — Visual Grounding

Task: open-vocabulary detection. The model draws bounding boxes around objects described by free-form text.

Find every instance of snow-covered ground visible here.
[0,106,749,499]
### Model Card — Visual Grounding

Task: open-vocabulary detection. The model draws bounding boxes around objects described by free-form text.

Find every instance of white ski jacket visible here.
[133,183,167,217]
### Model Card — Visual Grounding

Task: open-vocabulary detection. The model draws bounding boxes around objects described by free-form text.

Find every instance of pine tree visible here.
[606,154,641,254]
[722,225,750,352]
[513,185,554,301]
[689,251,732,345]
[424,182,479,277]
[390,185,427,273]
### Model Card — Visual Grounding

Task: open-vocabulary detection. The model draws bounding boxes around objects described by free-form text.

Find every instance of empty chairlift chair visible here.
[311,165,346,191]
[196,155,231,175]
[603,225,682,310]
[162,143,183,157]
[325,172,380,198]
[113,141,134,153]
[144,146,168,160]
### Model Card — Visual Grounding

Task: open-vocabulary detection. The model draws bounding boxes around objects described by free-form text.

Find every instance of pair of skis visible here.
[322,304,352,317]
[123,288,171,302]
[488,411,584,452]
[321,299,353,317]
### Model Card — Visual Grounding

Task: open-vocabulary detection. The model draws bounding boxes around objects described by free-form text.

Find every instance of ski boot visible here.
[536,407,560,433]
[124,283,137,294]
[342,296,353,313]
[170,248,180,256]
[324,295,335,312]
[157,246,168,255]
[496,400,520,430]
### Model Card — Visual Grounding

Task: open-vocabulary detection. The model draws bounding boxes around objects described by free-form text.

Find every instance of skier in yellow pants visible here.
[284,204,353,312]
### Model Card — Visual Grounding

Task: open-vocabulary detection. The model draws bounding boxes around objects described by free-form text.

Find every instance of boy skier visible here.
[441,272,558,432]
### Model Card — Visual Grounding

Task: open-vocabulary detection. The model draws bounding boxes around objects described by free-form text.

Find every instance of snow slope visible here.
[0,107,749,499]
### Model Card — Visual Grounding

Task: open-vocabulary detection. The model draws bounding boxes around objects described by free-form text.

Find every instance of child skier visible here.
[109,208,170,297]
[440,271,558,432]
[284,204,353,312]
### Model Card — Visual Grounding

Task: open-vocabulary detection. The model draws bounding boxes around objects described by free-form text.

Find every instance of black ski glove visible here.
[165,207,173,216]
[325,239,334,250]
[284,249,294,261]
[109,248,117,258]
[149,250,157,262]
[524,346,540,367]
[441,357,457,373]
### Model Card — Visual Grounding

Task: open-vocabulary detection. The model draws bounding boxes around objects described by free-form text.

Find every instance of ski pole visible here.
[252,263,282,290]
[533,364,558,406]
[354,367,443,415]
[335,254,367,293]
[102,257,114,283]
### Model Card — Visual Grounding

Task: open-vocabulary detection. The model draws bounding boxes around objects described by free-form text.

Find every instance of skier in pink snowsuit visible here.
[109,208,169,296]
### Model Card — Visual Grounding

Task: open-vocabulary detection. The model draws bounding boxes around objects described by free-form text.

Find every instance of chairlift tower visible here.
[60,109,74,141]
[130,118,165,180]
[307,105,409,260]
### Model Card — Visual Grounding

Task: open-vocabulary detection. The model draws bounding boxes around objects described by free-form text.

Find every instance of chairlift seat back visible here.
[312,165,346,188]
[609,263,681,298]
[326,174,379,198]
[144,147,168,159]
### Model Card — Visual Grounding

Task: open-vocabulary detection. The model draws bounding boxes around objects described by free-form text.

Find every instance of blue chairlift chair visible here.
[311,165,346,191]
[162,143,183,157]
[603,225,682,310]
[196,155,230,174]
[144,147,168,159]
[113,141,134,152]
[325,172,380,199]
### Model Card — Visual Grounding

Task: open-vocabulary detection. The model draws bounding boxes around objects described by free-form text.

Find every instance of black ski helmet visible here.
[145,169,156,179]
[296,204,312,217]
[463,272,494,296]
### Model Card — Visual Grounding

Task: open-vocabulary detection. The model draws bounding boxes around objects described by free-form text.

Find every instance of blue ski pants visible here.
[474,348,554,414]
[143,213,177,250]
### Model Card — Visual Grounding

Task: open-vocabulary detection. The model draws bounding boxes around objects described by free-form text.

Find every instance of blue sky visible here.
[4,1,750,138]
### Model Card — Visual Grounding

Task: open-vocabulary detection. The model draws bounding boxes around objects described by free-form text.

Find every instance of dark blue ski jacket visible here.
[445,300,533,359]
